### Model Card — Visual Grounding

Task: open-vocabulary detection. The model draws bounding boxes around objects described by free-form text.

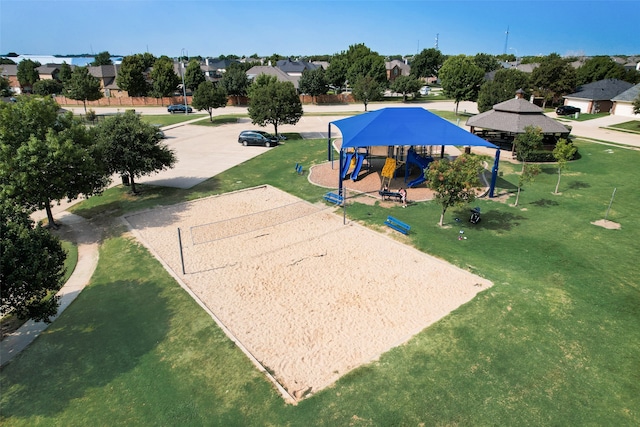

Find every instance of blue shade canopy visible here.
[331,107,498,149]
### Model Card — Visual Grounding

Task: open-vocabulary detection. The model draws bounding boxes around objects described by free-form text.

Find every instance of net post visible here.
[177,227,186,275]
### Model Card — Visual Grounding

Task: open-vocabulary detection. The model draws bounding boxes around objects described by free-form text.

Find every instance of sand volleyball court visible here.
[124,185,492,401]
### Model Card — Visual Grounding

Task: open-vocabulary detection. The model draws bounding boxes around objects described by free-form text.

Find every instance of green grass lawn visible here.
[139,113,207,127]
[608,120,640,133]
[1,137,638,426]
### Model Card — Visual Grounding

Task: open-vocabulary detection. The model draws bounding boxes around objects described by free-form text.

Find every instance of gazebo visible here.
[327,107,501,198]
[466,93,570,150]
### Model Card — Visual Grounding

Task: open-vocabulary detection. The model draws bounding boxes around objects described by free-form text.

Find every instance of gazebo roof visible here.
[467,98,570,134]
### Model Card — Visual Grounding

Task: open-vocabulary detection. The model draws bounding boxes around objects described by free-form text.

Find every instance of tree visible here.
[530,53,576,107]
[0,201,66,322]
[59,62,73,84]
[116,54,151,97]
[410,48,445,79]
[326,44,387,91]
[477,68,530,112]
[390,75,423,102]
[219,64,251,104]
[0,75,13,96]
[150,55,180,98]
[184,59,205,92]
[552,138,577,194]
[248,74,303,136]
[95,110,176,194]
[298,67,329,102]
[192,81,227,121]
[473,53,501,73]
[352,75,385,111]
[65,66,103,113]
[0,96,110,226]
[91,51,113,66]
[576,56,626,85]
[16,59,40,92]
[513,126,543,206]
[32,79,64,96]
[439,55,485,114]
[426,154,484,227]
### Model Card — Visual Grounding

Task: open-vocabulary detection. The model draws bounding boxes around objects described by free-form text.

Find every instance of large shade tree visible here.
[576,56,626,85]
[530,53,576,107]
[192,81,227,121]
[426,154,484,227]
[298,67,329,102]
[390,75,423,102]
[116,54,153,97]
[477,68,530,112]
[1,201,67,322]
[410,48,445,79]
[219,63,251,104]
[439,55,485,114]
[91,51,113,66]
[326,43,386,91]
[248,74,302,137]
[352,75,385,111]
[150,55,180,98]
[16,59,40,92]
[95,110,176,194]
[0,96,109,227]
[184,59,206,92]
[65,66,103,113]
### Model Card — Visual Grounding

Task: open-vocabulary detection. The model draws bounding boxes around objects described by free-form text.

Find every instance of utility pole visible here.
[435,33,439,50]
[503,26,509,55]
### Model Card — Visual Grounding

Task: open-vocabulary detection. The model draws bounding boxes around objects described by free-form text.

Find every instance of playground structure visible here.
[327,107,500,199]
[340,148,369,181]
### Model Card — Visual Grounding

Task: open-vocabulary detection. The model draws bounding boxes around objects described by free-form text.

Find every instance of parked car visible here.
[238,130,279,147]
[556,105,581,116]
[167,104,192,114]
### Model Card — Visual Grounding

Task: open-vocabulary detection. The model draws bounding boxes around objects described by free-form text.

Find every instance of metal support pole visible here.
[604,187,616,221]
[177,227,186,275]
[489,149,501,198]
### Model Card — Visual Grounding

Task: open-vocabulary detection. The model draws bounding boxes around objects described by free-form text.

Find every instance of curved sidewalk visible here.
[0,212,100,367]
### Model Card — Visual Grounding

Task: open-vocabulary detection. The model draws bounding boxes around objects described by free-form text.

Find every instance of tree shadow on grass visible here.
[452,208,526,232]
[0,251,171,418]
[530,198,560,208]
[568,181,590,190]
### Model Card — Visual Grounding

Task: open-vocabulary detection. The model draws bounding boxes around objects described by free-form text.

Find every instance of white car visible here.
[419,86,430,96]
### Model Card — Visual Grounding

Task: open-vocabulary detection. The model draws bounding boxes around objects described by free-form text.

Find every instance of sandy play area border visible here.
[123,185,492,402]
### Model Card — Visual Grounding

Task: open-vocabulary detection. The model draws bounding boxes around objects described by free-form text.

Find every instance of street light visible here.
[180,48,188,115]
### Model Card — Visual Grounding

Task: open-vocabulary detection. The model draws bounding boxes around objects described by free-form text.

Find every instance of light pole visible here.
[180,48,188,115]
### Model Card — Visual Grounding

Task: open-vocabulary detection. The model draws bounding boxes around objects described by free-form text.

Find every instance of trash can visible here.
[121,174,130,186]
[464,146,471,154]
[574,112,579,119]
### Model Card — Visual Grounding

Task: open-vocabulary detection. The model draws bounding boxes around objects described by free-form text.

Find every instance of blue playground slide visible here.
[341,152,355,179]
[351,153,366,181]
[405,148,434,187]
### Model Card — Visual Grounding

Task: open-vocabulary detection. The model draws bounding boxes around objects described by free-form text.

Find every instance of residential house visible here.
[36,63,61,81]
[276,58,320,77]
[88,64,123,97]
[0,64,19,94]
[246,65,300,90]
[562,78,634,114]
[385,59,410,82]
[611,83,640,117]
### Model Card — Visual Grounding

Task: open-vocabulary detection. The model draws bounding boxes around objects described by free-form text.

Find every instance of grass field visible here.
[1,135,638,426]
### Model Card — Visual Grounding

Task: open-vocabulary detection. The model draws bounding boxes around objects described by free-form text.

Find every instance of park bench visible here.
[384,216,410,235]
[323,192,343,205]
[378,190,402,201]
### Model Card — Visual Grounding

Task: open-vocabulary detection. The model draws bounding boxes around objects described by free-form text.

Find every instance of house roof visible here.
[89,64,118,78]
[611,83,640,103]
[467,98,570,134]
[0,64,17,77]
[385,60,410,75]
[564,79,634,101]
[276,58,319,74]
[36,63,61,75]
[331,107,498,150]
[246,66,299,88]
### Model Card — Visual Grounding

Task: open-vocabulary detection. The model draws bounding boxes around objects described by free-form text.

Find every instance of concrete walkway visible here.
[2,100,638,367]
[0,212,100,367]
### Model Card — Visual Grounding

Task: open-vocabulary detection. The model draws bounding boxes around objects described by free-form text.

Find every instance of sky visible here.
[1,0,638,59]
